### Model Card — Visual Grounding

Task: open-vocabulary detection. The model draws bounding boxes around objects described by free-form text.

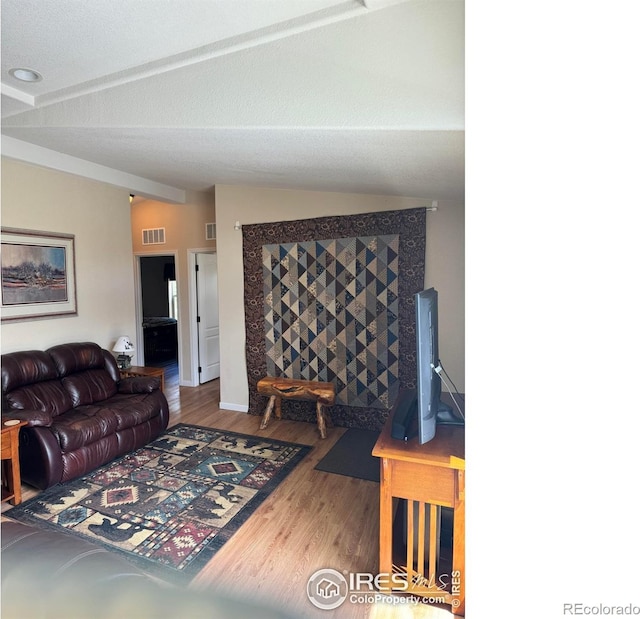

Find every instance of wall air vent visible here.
[205,223,216,240]
[142,228,166,245]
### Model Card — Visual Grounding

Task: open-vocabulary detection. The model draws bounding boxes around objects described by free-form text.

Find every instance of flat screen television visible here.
[415,288,447,443]
[390,287,463,443]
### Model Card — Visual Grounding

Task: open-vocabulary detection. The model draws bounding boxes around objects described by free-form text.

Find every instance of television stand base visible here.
[390,390,464,441]
[436,402,464,426]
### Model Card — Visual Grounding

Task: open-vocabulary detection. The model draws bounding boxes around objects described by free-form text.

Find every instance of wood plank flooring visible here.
[3,364,458,619]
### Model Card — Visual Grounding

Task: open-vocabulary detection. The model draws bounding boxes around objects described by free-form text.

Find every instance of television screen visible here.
[390,287,462,442]
[415,288,440,443]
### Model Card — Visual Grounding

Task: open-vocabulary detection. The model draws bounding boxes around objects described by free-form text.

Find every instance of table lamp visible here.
[113,336,135,369]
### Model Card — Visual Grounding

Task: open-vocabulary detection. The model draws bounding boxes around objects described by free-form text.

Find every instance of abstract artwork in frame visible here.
[1,227,77,322]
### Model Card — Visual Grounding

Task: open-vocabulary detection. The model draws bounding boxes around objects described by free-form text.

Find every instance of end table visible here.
[372,404,465,616]
[1,420,28,505]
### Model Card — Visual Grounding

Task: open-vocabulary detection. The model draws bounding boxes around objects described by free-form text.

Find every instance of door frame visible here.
[187,248,217,387]
[133,250,181,379]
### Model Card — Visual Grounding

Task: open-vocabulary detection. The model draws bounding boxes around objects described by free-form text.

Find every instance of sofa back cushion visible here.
[5,381,74,417]
[61,370,117,407]
[2,350,57,392]
[48,342,108,375]
[1,350,73,416]
[48,343,118,407]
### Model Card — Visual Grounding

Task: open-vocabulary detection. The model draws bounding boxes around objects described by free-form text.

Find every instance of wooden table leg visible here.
[451,469,465,615]
[1,422,26,506]
[379,458,393,583]
[7,457,22,505]
[260,395,277,430]
[274,396,282,420]
[316,403,327,439]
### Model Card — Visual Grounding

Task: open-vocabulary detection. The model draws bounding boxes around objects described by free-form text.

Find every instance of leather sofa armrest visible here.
[1,409,53,427]
[118,376,160,394]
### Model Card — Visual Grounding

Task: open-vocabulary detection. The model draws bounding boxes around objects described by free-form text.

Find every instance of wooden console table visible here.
[372,408,465,615]
[1,420,28,506]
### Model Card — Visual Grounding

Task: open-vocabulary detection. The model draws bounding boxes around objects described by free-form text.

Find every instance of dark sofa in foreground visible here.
[1,519,292,619]
[1,342,169,490]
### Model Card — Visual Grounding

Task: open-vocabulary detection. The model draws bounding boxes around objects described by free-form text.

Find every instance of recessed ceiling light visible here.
[9,68,43,83]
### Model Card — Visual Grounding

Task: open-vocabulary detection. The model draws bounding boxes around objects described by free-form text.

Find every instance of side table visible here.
[120,365,165,392]
[372,404,465,615]
[1,420,28,505]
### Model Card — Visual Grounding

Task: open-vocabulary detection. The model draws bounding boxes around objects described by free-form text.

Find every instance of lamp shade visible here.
[113,336,135,354]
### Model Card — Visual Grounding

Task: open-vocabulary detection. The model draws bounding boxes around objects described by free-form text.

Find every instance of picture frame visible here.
[1,227,77,322]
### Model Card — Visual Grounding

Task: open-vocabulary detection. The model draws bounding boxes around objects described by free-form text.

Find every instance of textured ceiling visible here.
[1,0,464,202]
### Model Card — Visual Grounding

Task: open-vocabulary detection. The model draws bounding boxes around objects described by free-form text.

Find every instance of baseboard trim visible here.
[219,402,249,413]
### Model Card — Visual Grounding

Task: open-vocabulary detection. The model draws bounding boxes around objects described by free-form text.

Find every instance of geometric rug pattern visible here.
[5,424,311,585]
[263,235,400,409]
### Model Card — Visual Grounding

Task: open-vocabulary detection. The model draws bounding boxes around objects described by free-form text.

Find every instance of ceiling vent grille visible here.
[205,223,216,240]
[142,228,166,245]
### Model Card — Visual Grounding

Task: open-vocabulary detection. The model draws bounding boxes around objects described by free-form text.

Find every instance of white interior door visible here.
[196,252,220,383]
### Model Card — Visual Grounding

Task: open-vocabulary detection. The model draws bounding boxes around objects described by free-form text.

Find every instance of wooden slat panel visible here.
[417,501,426,579]
[406,499,414,585]
[428,503,438,581]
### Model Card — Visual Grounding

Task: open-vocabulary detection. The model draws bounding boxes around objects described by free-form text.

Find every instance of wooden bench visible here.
[257,377,336,439]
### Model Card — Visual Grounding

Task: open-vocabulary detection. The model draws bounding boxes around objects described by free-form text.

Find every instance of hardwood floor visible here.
[3,364,458,619]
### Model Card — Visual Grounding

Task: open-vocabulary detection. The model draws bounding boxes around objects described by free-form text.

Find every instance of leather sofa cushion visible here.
[51,392,162,451]
[50,406,120,452]
[4,380,73,418]
[47,342,107,376]
[98,392,163,430]
[62,369,117,407]
[1,350,58,393]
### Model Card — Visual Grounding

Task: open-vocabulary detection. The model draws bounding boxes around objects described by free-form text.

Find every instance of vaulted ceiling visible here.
[1,0,464,203]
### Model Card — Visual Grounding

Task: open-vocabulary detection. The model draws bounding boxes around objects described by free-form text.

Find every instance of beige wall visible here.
[215,184,464,411]
[130,191,215,255]
[0,158,137,355]
[1,161,463,404]
[425,196,465,395]
[130,191,215,385]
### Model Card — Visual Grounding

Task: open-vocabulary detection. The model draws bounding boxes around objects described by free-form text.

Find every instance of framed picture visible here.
[1,227,77,322]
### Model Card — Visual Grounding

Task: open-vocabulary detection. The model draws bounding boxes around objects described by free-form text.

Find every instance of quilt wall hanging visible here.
[243,207,426,430]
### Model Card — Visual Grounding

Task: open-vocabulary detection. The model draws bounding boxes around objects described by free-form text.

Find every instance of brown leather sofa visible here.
[1,519,292,619]
[1,342,169,490]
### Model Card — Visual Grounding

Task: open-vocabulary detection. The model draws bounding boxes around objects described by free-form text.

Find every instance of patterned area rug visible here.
[6,424,311,584]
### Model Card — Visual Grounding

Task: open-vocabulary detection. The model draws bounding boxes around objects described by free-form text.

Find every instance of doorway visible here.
[195,252,220,384]
[138,255,179,373]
